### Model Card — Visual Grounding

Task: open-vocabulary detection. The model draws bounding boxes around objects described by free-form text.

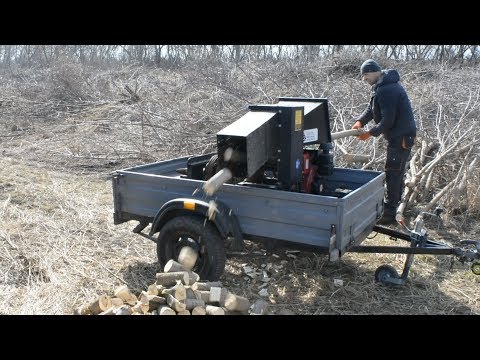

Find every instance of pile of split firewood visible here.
[74,247,268,315]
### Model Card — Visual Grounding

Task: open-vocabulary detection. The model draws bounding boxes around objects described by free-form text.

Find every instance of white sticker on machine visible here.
[303,128,318,143]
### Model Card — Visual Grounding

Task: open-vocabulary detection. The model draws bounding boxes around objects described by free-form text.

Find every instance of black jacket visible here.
[357,69,416,144]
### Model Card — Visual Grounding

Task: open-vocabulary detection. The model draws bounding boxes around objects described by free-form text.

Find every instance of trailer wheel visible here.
[471,261,480,275]
[374,264,400,285]
[157,215,226,281]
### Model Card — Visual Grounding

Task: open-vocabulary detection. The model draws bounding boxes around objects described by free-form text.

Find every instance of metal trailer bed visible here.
[112,154,480,285]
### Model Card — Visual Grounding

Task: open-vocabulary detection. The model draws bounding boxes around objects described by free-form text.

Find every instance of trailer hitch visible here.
[351,210,480,285]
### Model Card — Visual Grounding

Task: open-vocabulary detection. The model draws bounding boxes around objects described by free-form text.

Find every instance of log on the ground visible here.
[158,305,176,315]
[156,271,189,286]
[114,305,133,315]
[191,281,223,291]
[161,283,186,301]
[185,298,206,310]
[147,294,167,312]
[205,305,225,315]
[195,290,210,303]
[114,285,138,306]
[88,294,112,315]
[209,287,228,305]
[224,293,250,313]
[166,294,187,313]
[177,310,191,315]
[191,306,206,315]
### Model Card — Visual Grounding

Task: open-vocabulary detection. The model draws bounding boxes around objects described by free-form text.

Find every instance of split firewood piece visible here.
[195,290,210,303]
[147,284,159,295]
[209,287,228,305]
[186,270,200,285]
[111,298,124,308]
[191,281,223,291]
[164,259,188,273]
[88,294,112,315]
[160,282,186,301]
[177,310,191,315]
[114,285,138,306]
[131,292,150,314]
[343,153,370,164]
[166,294,186,313]
[185,298,206,310]
[98,306,116,315]
[156,271,189,287]
[191,306,206,315]
[158,305,176,315]
[146,294,167,312]
[114,305,133,315]
[205,305,225,315]
[74,305,92,315]
[185,287,201,300]
[223,293,250,313]
[178,246,198,270]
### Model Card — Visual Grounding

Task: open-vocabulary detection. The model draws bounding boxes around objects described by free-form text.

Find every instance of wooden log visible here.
[343,153,370,164]
[192,281,223,291]
[158,305,176,315]
[186,270,200,285]
[177,310,191,315]
[111,298,124,308]
[185,287,200,300]
[147,284,159,295]
[114,305,132,315]
[99,306,118,315]
[191,306,206,315]
[88,294,112,315]
[209,287,228,305]
[114,285,138,306]
[156,271,189,286]
[178,246,198,270]
[166,294,187,313]
[147,294,167,312]
[205,305,225,315]
[74,305,92,315]
[161,283,186,301]
[330,128,365,141]
[163,259,188,273]
[224,293,250,313]
[185,298,206,310]
[195,290,210,303]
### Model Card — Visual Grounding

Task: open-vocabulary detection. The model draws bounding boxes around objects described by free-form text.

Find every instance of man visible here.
[352,59,417,225]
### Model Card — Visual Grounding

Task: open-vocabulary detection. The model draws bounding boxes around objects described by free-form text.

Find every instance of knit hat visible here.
[360,59,381,75]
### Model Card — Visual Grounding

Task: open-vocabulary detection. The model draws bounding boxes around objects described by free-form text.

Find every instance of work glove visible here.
[357,132,371,141]
[352,120,363,130]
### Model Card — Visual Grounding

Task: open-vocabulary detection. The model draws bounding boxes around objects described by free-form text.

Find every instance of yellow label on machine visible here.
[295,110,302,131]
[183,200,195,211]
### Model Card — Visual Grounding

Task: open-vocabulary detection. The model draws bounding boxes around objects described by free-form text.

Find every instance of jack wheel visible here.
[374,264,400,285]
[471,261,480,275]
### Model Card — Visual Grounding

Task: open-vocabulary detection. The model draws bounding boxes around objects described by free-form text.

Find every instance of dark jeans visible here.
[384,145,412,216]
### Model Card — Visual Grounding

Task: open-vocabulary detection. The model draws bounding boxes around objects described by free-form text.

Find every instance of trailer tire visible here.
[157,215,226,281]
[374,264,400,286]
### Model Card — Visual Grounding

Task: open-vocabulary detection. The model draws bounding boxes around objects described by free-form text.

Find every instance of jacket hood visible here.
[374,69,400,89]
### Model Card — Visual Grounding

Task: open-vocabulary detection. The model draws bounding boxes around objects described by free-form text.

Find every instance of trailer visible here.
[111,97,480,285]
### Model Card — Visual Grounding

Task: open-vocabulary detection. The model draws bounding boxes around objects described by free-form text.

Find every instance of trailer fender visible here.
[149,198,244,251]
